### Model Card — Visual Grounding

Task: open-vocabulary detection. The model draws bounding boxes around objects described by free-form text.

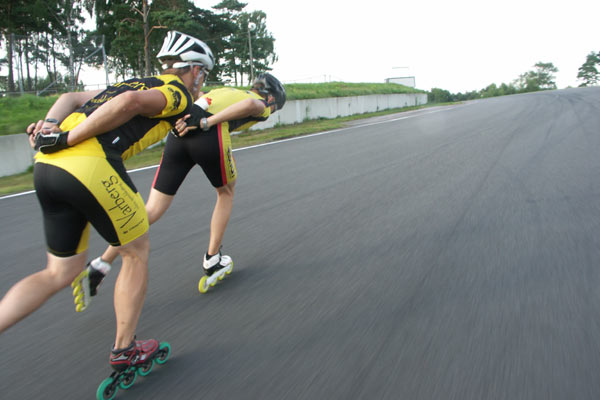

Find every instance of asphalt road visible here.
[2,87,600,399]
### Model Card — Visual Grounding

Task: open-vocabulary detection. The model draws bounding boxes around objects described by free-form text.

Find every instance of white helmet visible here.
[157,31,214,71]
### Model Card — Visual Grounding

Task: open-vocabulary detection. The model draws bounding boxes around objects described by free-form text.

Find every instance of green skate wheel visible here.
[226,261,233,275]
[119,369,137,389]
[97,376,118,400]
[156,342,171,365]
[137,359,154,376]
[198,276,209,293]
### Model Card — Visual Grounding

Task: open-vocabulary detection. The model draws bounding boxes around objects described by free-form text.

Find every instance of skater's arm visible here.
[208,98,267,125]
[32,89,168,153]
[66,89,167,145]
[175,98,267,136]
[27,90,102,145]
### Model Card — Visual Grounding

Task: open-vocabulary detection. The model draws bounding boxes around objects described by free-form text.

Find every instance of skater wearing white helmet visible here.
[0,31,213,395]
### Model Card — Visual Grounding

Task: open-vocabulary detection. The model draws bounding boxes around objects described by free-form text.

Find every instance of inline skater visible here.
[0,31,213,377]
[74,73,287,305]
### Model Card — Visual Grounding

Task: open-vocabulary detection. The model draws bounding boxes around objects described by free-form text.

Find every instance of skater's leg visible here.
[100,245,120,266]
[113,233,149,349]
[100,188,174,266]
[0,252,86,333]
[146,188,175,225]
[208,181,235,255]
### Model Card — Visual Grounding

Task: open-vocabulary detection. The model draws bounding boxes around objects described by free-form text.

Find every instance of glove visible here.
[34,131,70,154]
[186,104,206,128]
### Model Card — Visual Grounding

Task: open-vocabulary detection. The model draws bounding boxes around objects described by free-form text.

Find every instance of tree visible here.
[212,0,248,85]
[1,0,278,92]
[92,0,237,80]
[515,62,558,92]
[481,83,499,98]
[0,0,43,93]
[240,10,277,84]
[216,8,276,86]
[46,0,91,90]
[429,88,453,103]
[151,0,229,79]
[577,51,600,87]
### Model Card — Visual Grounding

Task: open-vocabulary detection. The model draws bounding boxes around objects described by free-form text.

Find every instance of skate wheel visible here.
[198,276,209,293]
[137,359,154,376]
[156,342,171,365]
[97,377,118,400]
[218,273,224,281]
[226,261,233,275]
[119,369,137,389]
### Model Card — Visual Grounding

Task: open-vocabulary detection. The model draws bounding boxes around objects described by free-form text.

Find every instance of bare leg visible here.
[0,252,87,333]
[208,181,235,255]
[113,232,150,349]
[101,188,174,265]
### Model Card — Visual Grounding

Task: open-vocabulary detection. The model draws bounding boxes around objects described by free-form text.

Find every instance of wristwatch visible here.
[45,118,59,124]
[200,117,210,131]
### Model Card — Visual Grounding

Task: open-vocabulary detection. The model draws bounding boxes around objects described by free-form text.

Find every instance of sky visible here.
[10,0,599,94]
[227,0,600,93]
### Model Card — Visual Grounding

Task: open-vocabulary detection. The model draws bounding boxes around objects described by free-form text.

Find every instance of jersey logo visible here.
[167,87,182,111]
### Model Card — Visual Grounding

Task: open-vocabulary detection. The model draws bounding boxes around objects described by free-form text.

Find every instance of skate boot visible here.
[198,251,233,293]
[71,257,112,312]
[109,338,159,372]
[96,338,172,400]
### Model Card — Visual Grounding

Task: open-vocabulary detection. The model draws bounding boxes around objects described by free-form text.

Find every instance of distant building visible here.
[385,76,416,88]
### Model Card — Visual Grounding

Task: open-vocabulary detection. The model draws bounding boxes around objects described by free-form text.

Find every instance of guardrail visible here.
[0,92,427,177]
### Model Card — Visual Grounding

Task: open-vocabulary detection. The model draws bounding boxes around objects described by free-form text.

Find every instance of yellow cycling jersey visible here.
[35,74,193,162]
[197,88,271,132]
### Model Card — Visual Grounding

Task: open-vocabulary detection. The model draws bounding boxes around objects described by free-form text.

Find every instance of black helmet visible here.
[252,73,286,111]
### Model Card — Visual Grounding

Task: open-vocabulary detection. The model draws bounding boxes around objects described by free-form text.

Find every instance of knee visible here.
[45,254,86,287]
[118,234,150,265]
[217,182,235,198]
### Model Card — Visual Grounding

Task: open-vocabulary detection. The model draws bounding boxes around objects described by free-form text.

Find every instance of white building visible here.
[385,76,416,88]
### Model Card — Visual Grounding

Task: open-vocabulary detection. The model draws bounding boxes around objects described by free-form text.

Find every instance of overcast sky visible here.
[232,0,600,92]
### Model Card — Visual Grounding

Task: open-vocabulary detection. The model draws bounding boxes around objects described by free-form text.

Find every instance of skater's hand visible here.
[34,130,70,153]
[26,120,61,148]
[170,114,198,137]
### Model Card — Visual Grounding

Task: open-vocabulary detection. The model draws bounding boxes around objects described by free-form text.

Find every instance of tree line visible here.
[0,0,276,94]
[430,55,600,103]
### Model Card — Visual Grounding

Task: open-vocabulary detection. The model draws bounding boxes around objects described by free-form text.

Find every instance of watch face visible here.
[45,118,59,124]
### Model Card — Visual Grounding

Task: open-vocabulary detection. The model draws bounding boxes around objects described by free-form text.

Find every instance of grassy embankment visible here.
[0,82,432,195]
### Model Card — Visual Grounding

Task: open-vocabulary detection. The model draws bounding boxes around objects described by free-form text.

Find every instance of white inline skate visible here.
[198,252,233,293]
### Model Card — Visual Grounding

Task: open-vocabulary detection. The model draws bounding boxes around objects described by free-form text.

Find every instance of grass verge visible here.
[0,103,450,197]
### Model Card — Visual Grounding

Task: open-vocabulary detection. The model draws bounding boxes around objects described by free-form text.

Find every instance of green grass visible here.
[0,103,446,197]
[0,94,60,135]
[283,82,424,100]
[0,82,425,136]
[0,168,36,195]
[203,81,424,101]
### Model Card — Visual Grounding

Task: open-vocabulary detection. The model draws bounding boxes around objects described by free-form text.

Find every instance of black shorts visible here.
[34,157,149,257]
[152,124,237,195]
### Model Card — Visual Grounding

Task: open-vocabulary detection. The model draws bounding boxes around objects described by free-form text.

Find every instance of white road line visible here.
[0,105,462,200]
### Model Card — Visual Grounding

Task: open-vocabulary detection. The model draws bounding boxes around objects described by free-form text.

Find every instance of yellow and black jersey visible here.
[196,88,271,132]
[35,74,193,162]
[153,87,272,195]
